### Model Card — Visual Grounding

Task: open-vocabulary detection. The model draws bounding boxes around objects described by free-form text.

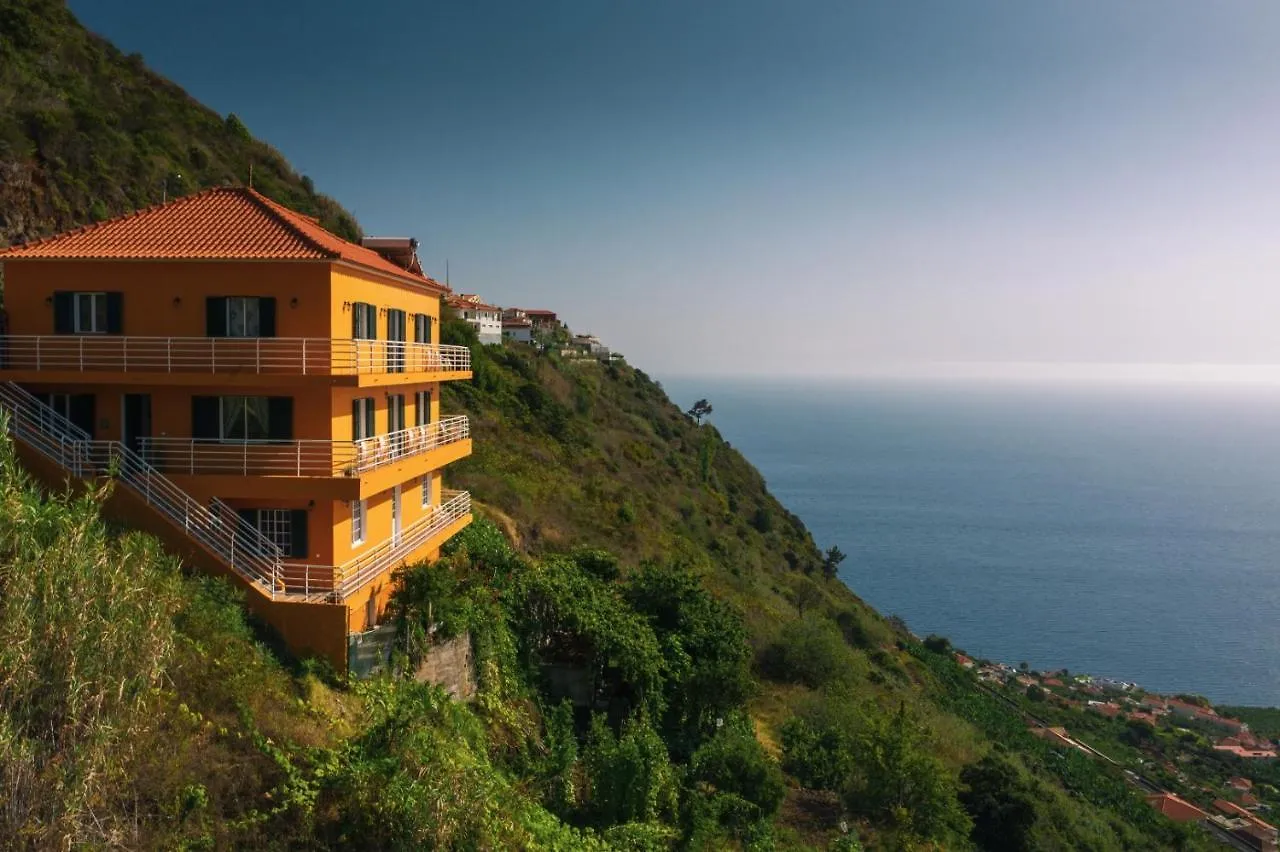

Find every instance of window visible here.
[414,313,433,344]
[387,309,407,372]
[192,396,293,441]
[53,291,122,334]
[352,302,377,339]
[387,394,405,457]
[75,293,108,332]
[205,297,276,337]
[414,390,432,427]
[421,472,434,508]
[39,393,95,436]
[352,397,375,441]
[351,499,367,545]
[238,508,309,558]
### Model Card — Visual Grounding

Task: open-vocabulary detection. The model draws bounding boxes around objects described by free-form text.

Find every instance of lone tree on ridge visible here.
[687,398,713,425]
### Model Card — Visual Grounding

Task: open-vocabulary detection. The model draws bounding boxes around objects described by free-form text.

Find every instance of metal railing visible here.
[139,416,470,477]
[281,490,471,601]
[0,381,287,598]
[0,336,471,376]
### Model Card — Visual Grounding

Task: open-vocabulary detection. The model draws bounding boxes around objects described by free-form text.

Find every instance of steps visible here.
[0,381,288,599]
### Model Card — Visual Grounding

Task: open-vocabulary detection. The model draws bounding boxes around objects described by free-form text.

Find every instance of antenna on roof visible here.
[446,259,450,287]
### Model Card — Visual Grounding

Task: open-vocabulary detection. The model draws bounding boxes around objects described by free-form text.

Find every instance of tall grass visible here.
[0,419,182,845]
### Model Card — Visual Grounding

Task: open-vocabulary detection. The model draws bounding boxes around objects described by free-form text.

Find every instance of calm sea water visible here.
[664,377,1280,706]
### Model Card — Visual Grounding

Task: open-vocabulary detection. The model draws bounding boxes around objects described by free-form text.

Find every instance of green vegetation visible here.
[0,7,1244,843]
[1221,705,1280,741]
[0,0,359,246]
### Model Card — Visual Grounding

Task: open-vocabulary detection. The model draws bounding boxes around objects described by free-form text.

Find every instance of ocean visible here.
[663,377,1280,706]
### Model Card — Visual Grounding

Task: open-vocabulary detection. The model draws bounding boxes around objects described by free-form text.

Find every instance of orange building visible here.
[0,187,473,671]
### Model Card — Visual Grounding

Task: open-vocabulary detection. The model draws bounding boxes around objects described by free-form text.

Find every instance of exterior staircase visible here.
[0,380,288,599]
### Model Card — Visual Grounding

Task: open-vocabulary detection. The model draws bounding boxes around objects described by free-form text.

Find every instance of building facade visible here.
[0,187,473,671]
[447,293,502,345]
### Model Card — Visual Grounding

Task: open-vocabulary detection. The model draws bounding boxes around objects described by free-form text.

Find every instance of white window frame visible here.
[421,472,434,508]
[351,499,367,545]
[73,292,108,333]
[255,509,293,555]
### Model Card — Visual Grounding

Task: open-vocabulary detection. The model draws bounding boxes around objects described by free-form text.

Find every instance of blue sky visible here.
[70,1,1280,377]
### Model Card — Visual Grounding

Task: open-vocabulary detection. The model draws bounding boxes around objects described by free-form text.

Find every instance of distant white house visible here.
[447,294,502,345]
[502,311,534,344]
[571,333,609,359]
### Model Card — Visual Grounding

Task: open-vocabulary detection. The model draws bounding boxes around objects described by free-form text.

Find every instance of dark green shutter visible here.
[192,396,219,439]
[259,297,276,337]
[352,399,361,440]
[289,510,308,558]
[206,297,227,336]
[267,397,293,440]
[367,304,377,339]
[53,292,74,333]
[365,399,375,437]
[105,293,124,334]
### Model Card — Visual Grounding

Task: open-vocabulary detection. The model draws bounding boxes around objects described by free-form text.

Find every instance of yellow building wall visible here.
[3,260,332,337]
[332,470,444,565]
[328,265,441,342]
[329,382,441,440]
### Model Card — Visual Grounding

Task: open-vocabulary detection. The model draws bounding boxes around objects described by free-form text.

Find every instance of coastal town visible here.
[445,292,615,360]
[957,650,1280,850]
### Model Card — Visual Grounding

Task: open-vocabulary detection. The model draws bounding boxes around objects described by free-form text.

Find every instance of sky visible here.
[68,1,1280,378]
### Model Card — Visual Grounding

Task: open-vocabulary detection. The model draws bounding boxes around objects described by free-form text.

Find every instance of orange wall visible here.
[3,260,332,336]
[22,381,334,442]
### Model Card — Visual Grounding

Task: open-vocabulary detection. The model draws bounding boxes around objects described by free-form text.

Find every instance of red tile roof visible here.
[0,187,444,291]
[1216,799,1277,831]
[1146,793,1208,823]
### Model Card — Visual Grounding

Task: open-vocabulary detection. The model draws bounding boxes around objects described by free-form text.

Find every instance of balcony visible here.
[281,490,472,600]
[0,336,471,386]
[140,417,471,499]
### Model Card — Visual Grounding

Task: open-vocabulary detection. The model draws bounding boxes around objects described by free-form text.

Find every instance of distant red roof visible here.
[449,294,501,312]
[1146,793,1208,823]
[0,187,444,291]
[1215,799,1277,831]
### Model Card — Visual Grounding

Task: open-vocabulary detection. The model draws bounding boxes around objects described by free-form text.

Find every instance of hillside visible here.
[0,4,1225,849]
[0,0,359,246]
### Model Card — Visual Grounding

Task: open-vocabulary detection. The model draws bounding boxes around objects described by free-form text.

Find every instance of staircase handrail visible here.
[0,382,284,595]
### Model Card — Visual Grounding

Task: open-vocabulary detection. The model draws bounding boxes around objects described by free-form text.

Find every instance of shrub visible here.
[625,563,753,757]
[687,713,785,838]
[581,714,679,828]
[923,634,952,654]
[781,714,858,792]
[959,753,1038,851]
[843,703,971,842]
[761,615,861,690]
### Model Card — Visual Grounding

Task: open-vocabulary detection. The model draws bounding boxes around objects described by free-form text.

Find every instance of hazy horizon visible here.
[68,1,1280,378]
